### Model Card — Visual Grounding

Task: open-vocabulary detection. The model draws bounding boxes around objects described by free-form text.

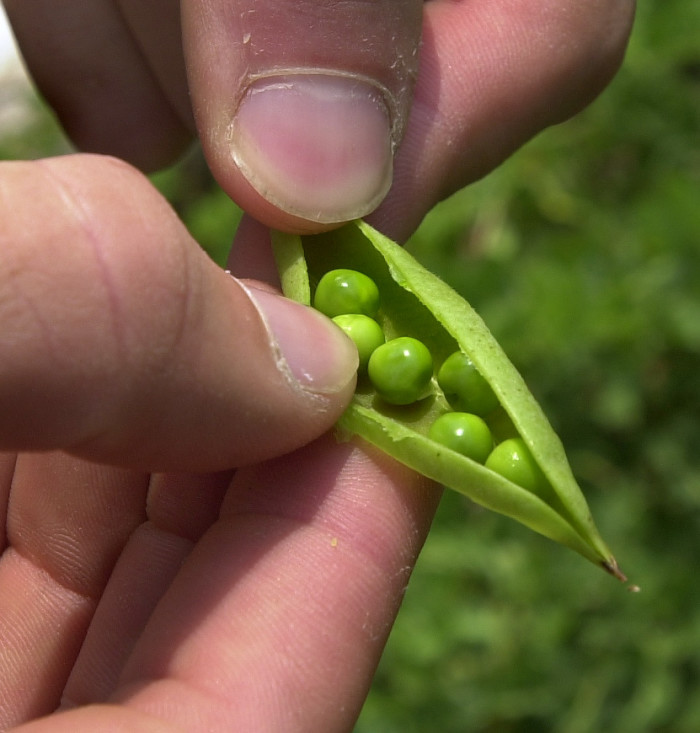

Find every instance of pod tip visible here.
[602,557,628,583]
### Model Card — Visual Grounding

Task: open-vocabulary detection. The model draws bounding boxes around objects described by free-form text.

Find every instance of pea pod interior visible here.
[272,222,625,581]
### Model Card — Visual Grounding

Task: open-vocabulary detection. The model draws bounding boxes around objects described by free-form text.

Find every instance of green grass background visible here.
[2,1,699,730]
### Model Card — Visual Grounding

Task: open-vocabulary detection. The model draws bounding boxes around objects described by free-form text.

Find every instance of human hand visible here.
[0,155,385,729]
[0,155,441,731]
[4,0,636,238]
[0,1,636,730]
[2,440,436,732]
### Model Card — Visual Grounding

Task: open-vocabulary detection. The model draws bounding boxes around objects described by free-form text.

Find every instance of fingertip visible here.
[239,281,360,398]
[229,73,394,225]
[184,0,423,231]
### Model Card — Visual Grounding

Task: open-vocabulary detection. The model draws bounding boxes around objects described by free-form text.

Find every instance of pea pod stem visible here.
[272,222,626,582]
[270,229,311,306]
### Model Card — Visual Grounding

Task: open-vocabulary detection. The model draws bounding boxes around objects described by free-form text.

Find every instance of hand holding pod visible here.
[272,221,626,581]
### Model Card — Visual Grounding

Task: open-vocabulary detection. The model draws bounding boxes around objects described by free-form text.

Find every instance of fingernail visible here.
[230,73,394,224]
[242,284,359,395]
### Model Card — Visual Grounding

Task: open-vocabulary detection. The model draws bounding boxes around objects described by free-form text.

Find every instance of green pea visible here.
[437,351,500,416]
[428,412,494,463]
[485,437,550,496]
[332,314,385,372]
[313,268,380,318]
[367,336,433,405]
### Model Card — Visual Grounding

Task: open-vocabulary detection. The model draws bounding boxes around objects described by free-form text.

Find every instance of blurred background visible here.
[1,1,698,731]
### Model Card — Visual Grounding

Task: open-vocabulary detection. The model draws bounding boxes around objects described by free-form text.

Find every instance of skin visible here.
[0,0,635,730]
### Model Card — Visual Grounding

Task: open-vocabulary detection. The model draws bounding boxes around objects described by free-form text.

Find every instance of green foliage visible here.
[0,76,71,160]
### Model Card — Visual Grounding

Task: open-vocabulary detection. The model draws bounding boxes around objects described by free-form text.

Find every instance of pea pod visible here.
[271,221,626,581]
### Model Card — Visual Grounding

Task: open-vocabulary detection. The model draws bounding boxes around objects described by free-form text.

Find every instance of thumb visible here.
[0,155,358,472]
[182,0,422,232]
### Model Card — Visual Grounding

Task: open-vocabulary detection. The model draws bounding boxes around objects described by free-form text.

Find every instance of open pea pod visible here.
[272,221,626,581]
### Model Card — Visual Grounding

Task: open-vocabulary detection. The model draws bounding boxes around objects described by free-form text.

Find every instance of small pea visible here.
[437,351,500,416]
[368,336,433,405]
[314,269,380,318]
[428,412,494,463]
[332,314,385,372]
[485,437,550,496]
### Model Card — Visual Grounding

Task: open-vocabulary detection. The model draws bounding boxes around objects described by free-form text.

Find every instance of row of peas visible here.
[313,269,550,497]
